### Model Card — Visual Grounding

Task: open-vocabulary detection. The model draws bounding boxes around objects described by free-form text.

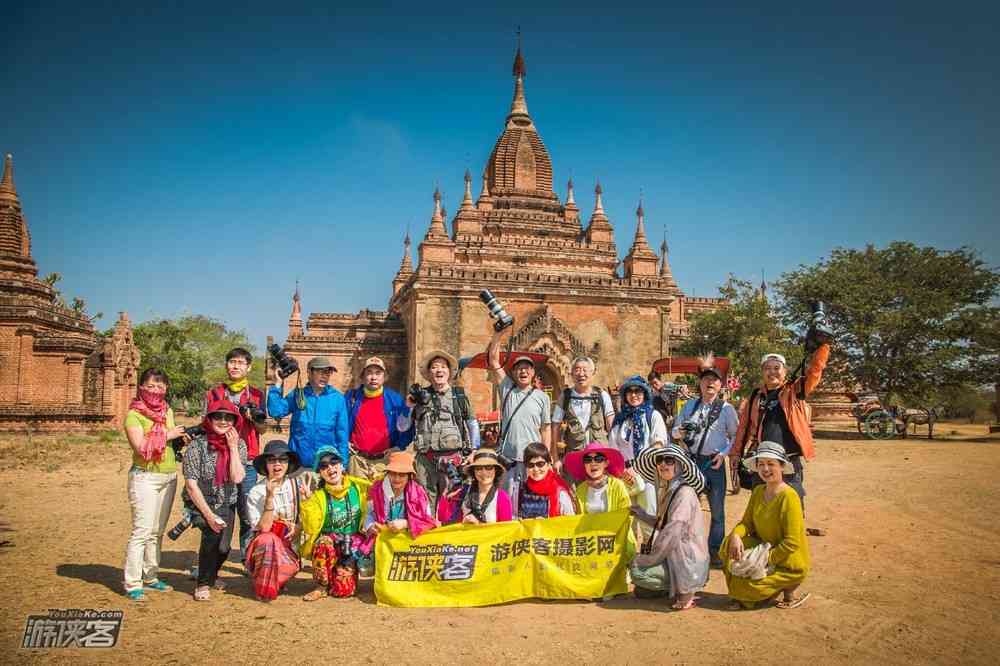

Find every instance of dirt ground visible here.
[0,421,998,664]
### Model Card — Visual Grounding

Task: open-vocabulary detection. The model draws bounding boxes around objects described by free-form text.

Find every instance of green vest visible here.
[561,388,609,452]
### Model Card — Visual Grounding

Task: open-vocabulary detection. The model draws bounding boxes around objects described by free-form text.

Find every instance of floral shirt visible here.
[181,436,248,511]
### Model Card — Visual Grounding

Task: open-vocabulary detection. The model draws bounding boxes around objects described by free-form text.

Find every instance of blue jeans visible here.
[236,463,257,558]
[696,455,727,555]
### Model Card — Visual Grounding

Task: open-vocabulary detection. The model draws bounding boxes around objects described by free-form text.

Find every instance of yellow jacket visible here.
[299,475,371,558]
[575,476,632,514]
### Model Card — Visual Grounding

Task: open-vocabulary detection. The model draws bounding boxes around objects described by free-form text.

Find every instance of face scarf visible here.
[202,415,233,487]
[129,388,168,462]
[226,378,249,394]
[524,468,574,517]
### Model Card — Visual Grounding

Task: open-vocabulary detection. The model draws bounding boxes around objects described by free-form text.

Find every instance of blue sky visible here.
[3,1,997,349]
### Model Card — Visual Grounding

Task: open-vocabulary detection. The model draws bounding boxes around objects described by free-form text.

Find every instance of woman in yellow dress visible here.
[721,441,810,609]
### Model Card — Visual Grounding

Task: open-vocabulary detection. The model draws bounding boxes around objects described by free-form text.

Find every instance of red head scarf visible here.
[203,399,240,487]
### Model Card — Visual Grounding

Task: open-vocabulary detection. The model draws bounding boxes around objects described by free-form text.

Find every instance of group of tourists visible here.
[122,322,830,611]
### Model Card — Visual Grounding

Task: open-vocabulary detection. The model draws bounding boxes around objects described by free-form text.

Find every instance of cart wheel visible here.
[864,411,896,440]
[856,419,865,436]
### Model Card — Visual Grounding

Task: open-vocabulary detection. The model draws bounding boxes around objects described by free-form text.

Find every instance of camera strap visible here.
[642,484,682,552]
[498,385,535,452]
[691,398,725,457]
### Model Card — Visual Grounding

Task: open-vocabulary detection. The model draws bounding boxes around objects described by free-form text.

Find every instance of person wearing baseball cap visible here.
[343,356,413,481]
[670,352,739,566]
[266,355,349,469]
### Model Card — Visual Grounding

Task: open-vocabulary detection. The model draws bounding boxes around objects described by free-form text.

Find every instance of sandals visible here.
[302,588,329,602]
[672,596,697,611]
[193,586,211,601]
[776,592,811,609]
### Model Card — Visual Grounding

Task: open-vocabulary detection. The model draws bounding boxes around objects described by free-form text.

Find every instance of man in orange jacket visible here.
[731,338,831,508]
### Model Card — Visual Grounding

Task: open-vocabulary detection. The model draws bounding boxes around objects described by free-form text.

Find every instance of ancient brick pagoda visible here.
[274,47,725,414]
[0,154,140,431]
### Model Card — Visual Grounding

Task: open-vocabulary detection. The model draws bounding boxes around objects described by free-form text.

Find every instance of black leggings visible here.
[196,504,235,587]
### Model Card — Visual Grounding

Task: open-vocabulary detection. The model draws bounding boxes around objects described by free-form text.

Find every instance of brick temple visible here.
[273,47,724,416]
[0,154,140,431]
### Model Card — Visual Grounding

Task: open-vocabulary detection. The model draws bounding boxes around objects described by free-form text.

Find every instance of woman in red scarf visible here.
[122,368,188,602]
[181,399,248,601]
[517,442,577,519]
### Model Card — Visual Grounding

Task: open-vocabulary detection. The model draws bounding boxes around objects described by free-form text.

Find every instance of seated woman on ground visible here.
[720,441,811,610]
[518,442,577,519]
[457,449,513,524]
[629,444,709,609]
[299,447,372,601]
[244,440,305,601]
[362,450,437,541]
[183,400,248,601]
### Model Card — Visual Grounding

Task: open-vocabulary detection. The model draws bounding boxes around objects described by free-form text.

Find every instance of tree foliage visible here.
[675,276,800,397]
[130,315,263,409]
[775,242,1000,405]
[42,272,102,321]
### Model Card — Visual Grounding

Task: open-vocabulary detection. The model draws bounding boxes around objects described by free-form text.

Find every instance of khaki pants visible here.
[347,447,392,482]
[124,469,177,592]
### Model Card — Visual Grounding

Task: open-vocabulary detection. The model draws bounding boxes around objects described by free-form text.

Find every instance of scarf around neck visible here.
[524,469,573,517]
[226,378,249,394]
[129,388,168,462]
[363,386,384,399]
[615,402,652,458]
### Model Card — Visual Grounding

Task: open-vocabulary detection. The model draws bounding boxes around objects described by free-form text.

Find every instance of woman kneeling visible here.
[518,443,576,519]
[362,451,437,540]
[721,441,811,610]
[300,447,372,601]
[563,442,632,514]
[629,444,709,610]
[459,449,513,524]
[245,440,304,601]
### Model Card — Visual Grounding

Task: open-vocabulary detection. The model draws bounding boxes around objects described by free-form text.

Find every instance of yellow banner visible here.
[374,509,635,607]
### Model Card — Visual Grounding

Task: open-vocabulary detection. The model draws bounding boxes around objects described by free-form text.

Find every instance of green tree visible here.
[775,243,1000,404]
[676,276,799,397]
[131,315,263,410]
[42,272,102,321]
[962,306,1000,422]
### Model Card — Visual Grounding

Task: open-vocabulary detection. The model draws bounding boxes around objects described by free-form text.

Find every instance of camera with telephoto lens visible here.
[267,343,300,379]
[805,301,834,352]
[438,458,466,494]
[167,425,206,459]
[479,289,514,332]
[680,420,702,447]
[167,508,194,541]
[408,383,432,407]
[240,402,267,424]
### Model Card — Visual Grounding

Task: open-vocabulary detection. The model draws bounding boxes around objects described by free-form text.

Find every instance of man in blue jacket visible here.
[267,356,348,469]
[343,356,412,481]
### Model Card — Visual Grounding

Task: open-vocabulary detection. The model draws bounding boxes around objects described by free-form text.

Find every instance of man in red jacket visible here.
[205,347,266,562]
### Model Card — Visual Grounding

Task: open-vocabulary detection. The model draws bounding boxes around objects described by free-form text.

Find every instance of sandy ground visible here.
[0,421,998,664]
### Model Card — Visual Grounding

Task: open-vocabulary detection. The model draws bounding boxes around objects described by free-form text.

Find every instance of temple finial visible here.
[509,32,529,117]
[566,178,576,205]
[594,181,604,214]
[0,153,17,200]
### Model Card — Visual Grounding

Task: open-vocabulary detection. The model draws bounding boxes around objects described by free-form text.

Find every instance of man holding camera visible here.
[398,350,480,509]
[671,362,739,564]
[204,347,266,561]
[344,357,412,481]
[487,328,552,509]
[731,306,833,508]
[267,356,349,470]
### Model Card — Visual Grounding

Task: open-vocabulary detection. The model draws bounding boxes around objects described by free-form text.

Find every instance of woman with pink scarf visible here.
[122,368,189,602]
[361,451,437,552]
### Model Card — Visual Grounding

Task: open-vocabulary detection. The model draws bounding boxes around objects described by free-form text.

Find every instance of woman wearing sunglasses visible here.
[518,442,577,519]
[562,442,633,515]
[244,440,304,601]
[182,400,248,601]
[300,446,372,600]
[629,443,708,610]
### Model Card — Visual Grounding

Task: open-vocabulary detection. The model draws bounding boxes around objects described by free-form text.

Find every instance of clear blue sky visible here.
[4,1,997,349]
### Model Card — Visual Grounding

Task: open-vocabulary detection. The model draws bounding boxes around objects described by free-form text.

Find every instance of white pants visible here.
[123,469,177,592]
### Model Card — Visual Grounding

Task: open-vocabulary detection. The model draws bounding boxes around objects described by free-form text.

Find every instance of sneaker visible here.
[144,580,173,592]
[126,589,147,603]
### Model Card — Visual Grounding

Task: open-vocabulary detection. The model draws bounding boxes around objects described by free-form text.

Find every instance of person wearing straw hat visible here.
[244,440,304,601]
[397,350,480,511]
[449,449,513,524]
[629,443,709,609]
[361,450,438,543]
[720,441,811,610]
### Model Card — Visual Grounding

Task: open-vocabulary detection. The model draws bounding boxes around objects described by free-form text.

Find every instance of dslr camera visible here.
[679,420,702,447]
[408,383,432,407]
[240,401,267,424]
[805,301,835,353]
[267,343,300,379]
[480,289,514,332]
[167,425,206,458]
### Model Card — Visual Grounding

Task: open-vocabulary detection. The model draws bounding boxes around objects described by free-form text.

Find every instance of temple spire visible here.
[623,195,659,278]
[0,154,18,202]
[398,230,413,273]
[460,169,475,210]
[593,181,605,215]
[476,169,494,212]
[566,178,576,205]
[659,226,674,279]
[633,194,650,249]
[509,32,529,118]
[288,281,303,337]
[424,186,449,239]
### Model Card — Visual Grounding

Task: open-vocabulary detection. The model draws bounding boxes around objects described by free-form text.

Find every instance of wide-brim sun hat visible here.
[385,450,417,475]
[742,440,795,474]
[463,448,507,479]
[563,442,626,482]
[618,375,652,404]
[252,439,301,476]
[313,446,344,472]
[419,350,459,382]
[634,443,706,495]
